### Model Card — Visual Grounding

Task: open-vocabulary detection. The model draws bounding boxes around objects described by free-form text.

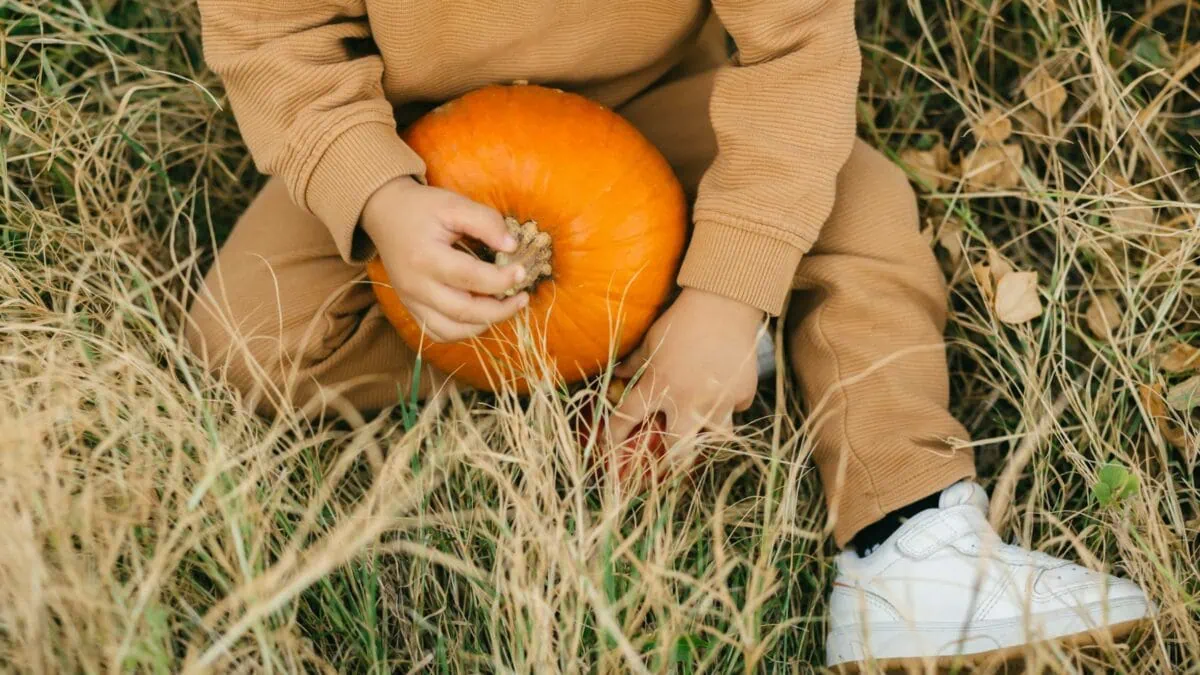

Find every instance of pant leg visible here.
[619,69,975,548]
[185,178,443,418]
[785,141,976,548]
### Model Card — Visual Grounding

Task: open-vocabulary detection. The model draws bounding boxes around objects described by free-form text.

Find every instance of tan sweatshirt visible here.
[196,1,860,316]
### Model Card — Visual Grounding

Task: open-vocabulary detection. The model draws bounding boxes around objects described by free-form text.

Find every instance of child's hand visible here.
[607,288,765,446]
[361,178,529,343]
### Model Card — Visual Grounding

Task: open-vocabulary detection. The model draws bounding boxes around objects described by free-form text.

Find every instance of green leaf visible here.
[1132,33,1171,69]
[1093,462,1139,507]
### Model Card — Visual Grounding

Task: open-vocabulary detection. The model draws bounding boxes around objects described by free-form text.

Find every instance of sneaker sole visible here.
[830,617,1148,673]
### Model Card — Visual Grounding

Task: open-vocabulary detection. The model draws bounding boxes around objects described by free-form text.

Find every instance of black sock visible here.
[850,491,942,556]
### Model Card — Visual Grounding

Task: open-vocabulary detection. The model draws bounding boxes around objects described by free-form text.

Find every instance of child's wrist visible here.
[676,287,764,325]
[361,176,421,239]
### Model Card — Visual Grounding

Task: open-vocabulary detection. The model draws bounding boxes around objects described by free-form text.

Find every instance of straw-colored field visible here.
[2,1,1197,672]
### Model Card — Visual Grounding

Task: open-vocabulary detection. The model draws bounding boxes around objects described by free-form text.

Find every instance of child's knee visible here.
[184,272,378,416]
[183,292,267,403]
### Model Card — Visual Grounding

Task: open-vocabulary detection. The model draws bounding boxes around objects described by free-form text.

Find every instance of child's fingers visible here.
[422,283,528,327]
[447,199,517,253]
[433,247,525,296]
[607,382,652,450]
[404,297,489,344]
[665,402,727,440]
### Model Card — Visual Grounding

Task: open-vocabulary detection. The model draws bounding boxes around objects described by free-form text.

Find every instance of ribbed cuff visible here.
[304,122,427,263]
[832,448,976,548]
[676,220,807,316]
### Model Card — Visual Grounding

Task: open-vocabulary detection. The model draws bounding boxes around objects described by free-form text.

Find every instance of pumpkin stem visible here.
[495,217,552,297]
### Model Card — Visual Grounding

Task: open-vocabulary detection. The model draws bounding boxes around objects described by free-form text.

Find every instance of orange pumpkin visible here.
[367,84,687,392]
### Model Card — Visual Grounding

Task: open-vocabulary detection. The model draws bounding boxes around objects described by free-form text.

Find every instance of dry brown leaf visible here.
[1109,204,1158,234]
[1014,107,1049,138]
[1023,70,1068,118]
[960,144,1024,189]
[974,109,1013,144]
[1142,382,1168,417]
[900,144,951,191]
[1151,213,1194,255]
[987,249,1014,284]
[972,264,995,302]
[1000,143,1024,166]
[1104,175,1154,196]
[1085,293,1123,339]
[919,224,934,247]
[1140,383,1190,449]
[1167,376,1200,412]
[937,219,964,263]
[1160,342,1200,373]
[1104,176,1158,234]
[994,271,1043,324]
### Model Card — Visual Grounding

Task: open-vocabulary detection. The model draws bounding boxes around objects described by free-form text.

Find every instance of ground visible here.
[1,0,1198,672]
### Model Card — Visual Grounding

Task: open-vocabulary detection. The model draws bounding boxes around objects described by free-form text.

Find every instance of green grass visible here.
[2,0,1198,672]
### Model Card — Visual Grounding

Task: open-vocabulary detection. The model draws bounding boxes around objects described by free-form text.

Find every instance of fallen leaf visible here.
[1014,107,1049,138]
[972,263,995,302]
[974,108,1013,144]
[1023,70,1068,118]
[937,219,964,263]
[900,144,951,191]
[987,249,1014,284]
[1140,383,1190,449]
[1104,174,1154,196]
[1132,32,1173,69]
[1103,176,1158,234]
[960,144,1024,189]
[932,142,950,169]
[1000,143,1024,165]
[1160,342,1200,373]
[919,224,934,246]
[994,271,1043,324]
[1093,462,1140,507]
[1085,293,1123,339]
[1151,235,1183,256]
[1167,375,1200,412]
[1109,204,1158,234]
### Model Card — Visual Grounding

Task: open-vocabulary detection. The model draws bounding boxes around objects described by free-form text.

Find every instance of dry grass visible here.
[2,0,1198,672]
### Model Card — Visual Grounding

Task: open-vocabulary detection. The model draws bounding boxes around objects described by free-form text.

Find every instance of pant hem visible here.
[831,454,976,548]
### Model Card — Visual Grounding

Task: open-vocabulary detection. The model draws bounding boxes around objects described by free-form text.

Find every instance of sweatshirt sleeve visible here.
[196,0,426,262]
[677,0,861,315]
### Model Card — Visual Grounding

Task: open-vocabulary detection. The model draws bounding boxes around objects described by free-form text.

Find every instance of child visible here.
[189,0,1151,667]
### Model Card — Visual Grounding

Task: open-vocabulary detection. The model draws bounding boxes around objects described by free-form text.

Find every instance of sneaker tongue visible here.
[938,481,989,514]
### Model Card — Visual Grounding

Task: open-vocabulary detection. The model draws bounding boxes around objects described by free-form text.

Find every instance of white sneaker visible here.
[826,481,1153,670]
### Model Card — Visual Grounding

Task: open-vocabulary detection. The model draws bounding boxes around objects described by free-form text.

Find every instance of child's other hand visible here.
[607,288,765,447]
[361,178,529,343]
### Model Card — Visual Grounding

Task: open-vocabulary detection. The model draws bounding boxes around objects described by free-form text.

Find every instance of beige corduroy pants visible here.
[186,70,975,547]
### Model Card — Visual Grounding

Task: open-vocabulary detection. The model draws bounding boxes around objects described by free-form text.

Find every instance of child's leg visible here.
[621,72,974,550]
[185,179,444,417]
[784,141,976,549]
[620,55,1151,670]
